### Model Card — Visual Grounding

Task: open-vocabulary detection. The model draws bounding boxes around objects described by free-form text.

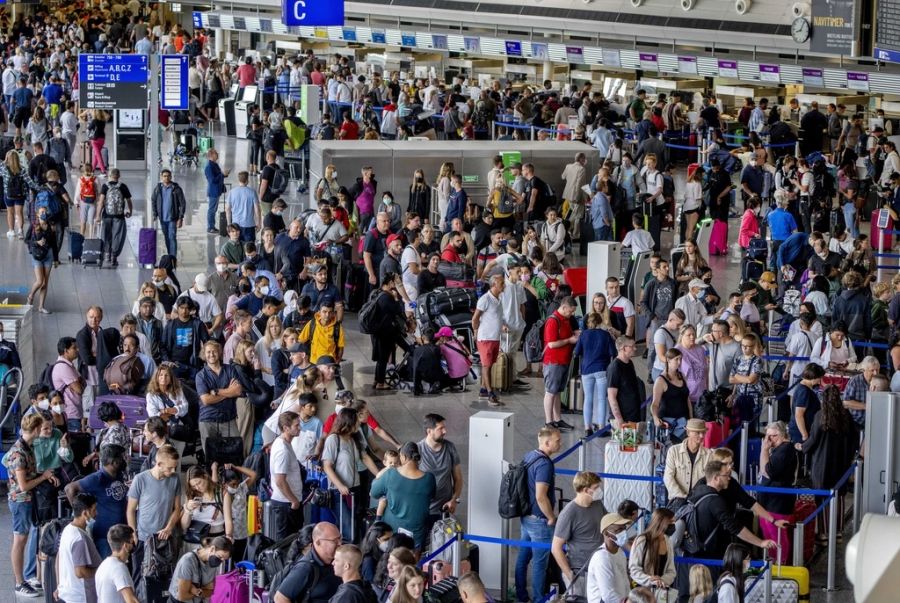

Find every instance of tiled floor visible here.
[0,127,853,601]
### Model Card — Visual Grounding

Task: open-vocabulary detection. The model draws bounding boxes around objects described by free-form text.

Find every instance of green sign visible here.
[462,175,479,183]
[500,151,522,186]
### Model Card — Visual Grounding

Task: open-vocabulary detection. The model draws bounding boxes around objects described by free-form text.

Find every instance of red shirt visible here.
[543,310,574,365]
[340,120,360,140]
[441,246,463,263]
[236,64,257,87]
[323,412,380,434]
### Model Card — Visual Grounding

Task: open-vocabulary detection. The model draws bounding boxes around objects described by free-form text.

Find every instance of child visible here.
[292,393,323,463]
[220,223,246,268]
[75,164,98,237]
[622,212,655,255]
[83,400,131,469]
[217,463,257,563]
[688,564,713,603]
[375,450,400,519]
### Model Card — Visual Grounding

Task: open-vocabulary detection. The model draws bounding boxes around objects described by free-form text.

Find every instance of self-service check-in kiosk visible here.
[113,110,146,169]
[234,85,258,139]
[218,83,239,137]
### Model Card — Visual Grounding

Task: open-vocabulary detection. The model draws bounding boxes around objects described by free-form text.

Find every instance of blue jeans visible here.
[207,195,220,232]
[239,226,256,243]
[662,416,688,440]
[332,491,355,543]
[514,515,553,602]
[843,202,858,238]
[582,370,608,428]
[66,418,82,432]
[651,365,663,383]
[160,220,178,257]
[594,225,613,242]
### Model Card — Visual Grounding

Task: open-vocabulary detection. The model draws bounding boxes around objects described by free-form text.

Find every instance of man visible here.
[551,472,606,596]
[641,260,676,366]
[94,524,139,603]
[418,253,447,296]
[76,306,121,401]
[799,101,828,156]
[589,119,615,157]
[126,445,182,601]
[704,319,742,390]
[608,336,643,428]
[150,169,186,257]
[330,544,377,603]
[195,341,243,452]
[379,233,405,290]
[843,356,881,428]
[749,97,769,133]
[57,493,102,603]
[301,263,344,319]
[224,310,254,363]
[236,275,273,317]
[740,154,766,205]
[663,419,712,508]
[2,60,16,112]
[444,175,468,231]
[418,413,463,532]
[274,522,343,603]
[363,212,391,288]
[258,150,283,215]
[561,152,588,240]
[95,168,132,267]
[204,149,229,234]
[827,103,846,152]
[522,163,552,222]
[270,411,306,541]
[476,229,504,280]
[223,171,261,243]
[307,205,349,248]
[180,274,224,334]
[458,572,490,603]
[675,279,713,330]
[515,426,562,603]
[472,275,506,407]
[51,336,87,432]
[585,513,633,603]
[499,258,528,382]
[767,197,798,266]
[162,297,210,380]
[628,89,648,123]
[208,255,239,313]
[650,310,685,382]
[299,300,345,363]
[400,228,422,304]
[808,238,842,281]
[439,218,476,264]
[543,296,578,431]
[606,277,636,339]
[276,221,313,292]
[11,77,33,137]
[622,213,655,255]
[441,230,467,265]
[832,271,872,343]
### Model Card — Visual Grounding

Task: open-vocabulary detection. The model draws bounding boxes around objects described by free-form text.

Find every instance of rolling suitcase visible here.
[871,208,892,251]
[747,237,768,261]
[219,211,228,238]
[426,288,477,317]
[704,417,731,449]
[792,498,817,562]
[490,333,513,393]
[69,231,84,262]
[138,227,157,266]
[248,494,261,535]
[262,500,279,540]
[82,238,104,267]
[210,566,265,603]
[741,258,766,284]
[88,394,147,429]
[603,440,656,512]
[709,218,729,256]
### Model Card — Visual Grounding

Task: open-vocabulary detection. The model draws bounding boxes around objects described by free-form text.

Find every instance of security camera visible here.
[735,0,751,14]
[681,0,694,10]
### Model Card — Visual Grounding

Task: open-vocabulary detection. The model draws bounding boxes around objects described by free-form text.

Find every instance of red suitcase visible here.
[822,371,856,393]
[88,394,148,430]
[687,162,701,181]
[871,208,893,252]
[792,498,817,562]
[704,417,731,449]
[709,218,729,256]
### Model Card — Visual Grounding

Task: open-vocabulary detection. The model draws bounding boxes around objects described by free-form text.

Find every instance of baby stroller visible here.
[170,125,200,167]
[385,347,414,390]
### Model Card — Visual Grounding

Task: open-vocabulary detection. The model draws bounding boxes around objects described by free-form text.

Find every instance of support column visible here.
[542,60,553,83]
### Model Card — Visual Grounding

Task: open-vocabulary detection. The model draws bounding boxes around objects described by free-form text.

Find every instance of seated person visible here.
[411,329,452,395]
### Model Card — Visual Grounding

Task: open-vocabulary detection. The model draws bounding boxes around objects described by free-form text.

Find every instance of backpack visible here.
[662,173,675,198]
[48,138,67,166]
[142,534,178,579]
[497,189,515,215]
[705,575,737,603]
[39,360,67,392]
[38,517,71,556]
[79,176,96,200]
[35,185,62,218]
[498,451,549,519]
[357,290,384,335]
[269,168,290,197]
[243,451,270,498]
[267,554,319,600]
[103,354,144,394]
[523,315,559,364]
[6,173,25,200]
[104,182,126,216]
[673,492,718,555]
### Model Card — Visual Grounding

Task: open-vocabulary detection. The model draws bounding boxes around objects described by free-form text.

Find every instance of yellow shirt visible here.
[299,315,345,363]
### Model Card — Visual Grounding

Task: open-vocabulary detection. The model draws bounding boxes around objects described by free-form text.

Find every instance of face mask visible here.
[614,530,629,548]
[735,303,743,312]
[37,400,50,411]
[260,285,271,296]
[52,404,63,415]
[38,215,48,222]
[207,555,222,569]
[215,263,226,273]
[332,171,338,178]
[153,279,165,287]
[383,197,392,205]
[591,485,604,502]
[226,486,239,495]
[379,540,391,553]
[416,176,423,182]
[520,273,529,282]
[335,404,344,414]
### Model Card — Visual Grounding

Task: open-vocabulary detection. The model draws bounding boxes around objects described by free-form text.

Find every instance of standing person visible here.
[417,413,463,533]
[25,205,56,314]
[151,169,186,257]
[608,336,644,428]
[368,273,408,390]
[641,259,677,367]
[126,445,182,602]
[270,411,306,541]
[757,421,797,564]
[472,275,507,406]
[351,166,378,233]
[64,445,129,558]
[651,349,692,439]
[715,544,751,603]
[788,364,825,443]
[606,277,636,339]
[561,152,588,240]
[514,426,562,603]
[87,109,108,173]
[2,149,38,239]
[96,169,132,267]
[628,509,676,593]
[703,319,741,392]
[204,149,229,234]
[330,544,378,603]
[573,312,617,435]
[57,493,102,603]
[77,306,121,401]
[663,419,711,507]
[194,341,242,452]
[585,514,633,603]
[550,472,607,597]
[273,522,343,603]
[543,296,579,431]
[94,524,139,603]
[226,171,261,243]
[42,169,71,266]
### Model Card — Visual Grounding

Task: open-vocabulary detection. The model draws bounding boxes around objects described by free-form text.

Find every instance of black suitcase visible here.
[218,211,228,237]
[426,288,477,317]
[69,231,84,262]
[344,264,366,312]
[425,576,461,603]
[746,238,768,261]
[82,238,104,267]
[741,258,765,283]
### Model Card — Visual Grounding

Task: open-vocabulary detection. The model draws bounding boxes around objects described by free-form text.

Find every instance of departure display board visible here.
[876,0,900,53]
[78,54,149,110]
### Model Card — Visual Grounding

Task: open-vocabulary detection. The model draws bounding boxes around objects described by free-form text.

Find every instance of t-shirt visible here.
[400,245,420,296]
[653,327,678,372]
[260,164,278,203]
[707,340,741,390]
[789,384,821,443]
[195,364,239,423]
[271,436,305,504]
[57,523,102,603]
[322,434,361,489]
[543,312,574,366]
[554,500,607,570]
[94,557,134,603]
[293,415,324,462]
[127,470,182,541]
[277,551,342,602]
[369,468,436,547]
[524,449,555,519]
[169,552,218,603]
[475,291,503,341]
[622,229,655,254]
[607,295,635,336]
[608,358,642,422]
[417,439,461,514]
[77,468,128,545]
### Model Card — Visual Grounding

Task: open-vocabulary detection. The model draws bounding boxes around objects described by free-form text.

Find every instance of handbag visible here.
[204,434,244,467]
[183,519,211,544]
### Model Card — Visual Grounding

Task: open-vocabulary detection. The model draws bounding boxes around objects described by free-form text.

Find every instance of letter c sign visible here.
[282,0,345,26]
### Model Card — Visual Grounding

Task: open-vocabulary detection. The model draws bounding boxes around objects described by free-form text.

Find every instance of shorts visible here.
[477,340,500,367]
[13,107,29,128]
[79,201,96,224]
[5,197,24,207]
[542,362,569,394]
[8,500,33,535]
[31,256,53,269]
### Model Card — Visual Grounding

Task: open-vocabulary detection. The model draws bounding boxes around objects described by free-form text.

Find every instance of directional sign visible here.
[282,0,344,26]
[161,55,189,111]
[79,54,149,110]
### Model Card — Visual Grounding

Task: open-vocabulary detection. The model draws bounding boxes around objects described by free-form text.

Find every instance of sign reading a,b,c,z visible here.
[282,0,344,26]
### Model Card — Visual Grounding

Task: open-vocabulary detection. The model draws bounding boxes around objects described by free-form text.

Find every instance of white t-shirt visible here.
[684,181,702,212]
[786,328,815,379]
[586,546,630,603]
[94,556,134,603]
[58,524,102,603]
[179,289,222,323]
[499,279,526,332]
[475,291,503,341]
[270,436,305,504]
[400,245,420,299]
[622,229,656,255]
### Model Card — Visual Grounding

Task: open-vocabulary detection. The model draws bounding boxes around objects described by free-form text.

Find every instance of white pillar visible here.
[214,28,224,59]
[542,60,553,83]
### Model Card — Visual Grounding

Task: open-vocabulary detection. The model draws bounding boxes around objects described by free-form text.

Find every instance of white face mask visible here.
[378,540,391,553]
[591,485,604,502]
[37,400,50,411]
[332,170,338,179]
[153,279,165,287]
[383,197,392,205]
[215,263,227,273]
[260,286,271,296]
[614,530,629,548]
[226,486,240,495]
[52,404,64,415]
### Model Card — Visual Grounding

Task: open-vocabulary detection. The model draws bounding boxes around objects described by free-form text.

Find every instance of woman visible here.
[86,109,107,173]
[738,196,761,248]
[145,363,191,448]
[2,150,39,239]
[322,408,380,542]
[676,324,707,405]
[799,385,859,540]
[375,191,403,233]
[417,224,440,261]
[675,239,709,295]
[315,164,342,202]
[84,401,130,468]
[729,333,764,424]
[168,536,232,603]
[435,162,454,230]
[582,292,616,334]
[606,138,624,167]
[757,421,797,564]
[726,315,749,344]
[715,543,750,603]
[810,321,858,370]
[256,315,283,387]
[260,227,278,266]
[689,565,714,603]
[232,340,268,455]
[373,542,417,602]
[370,273,409,390]
[272,328,300,398]
[25,105,49,147]
[131,280,167,322]
[408,169,430,222]
[33,412,73,472]
[392,566,427,603]
[788,364,825,443]
[679,169,702,242]
[361,521,394,583]
[803,277,831,324]
[540,206,567,263]
[370,441,437,550]
[573,312,617,435]
[651,349,692,439]
[181,465,226,543]
[627,508,676,592]
[25,206,56,314]
[221,464,257,562]
[837,159,860,238]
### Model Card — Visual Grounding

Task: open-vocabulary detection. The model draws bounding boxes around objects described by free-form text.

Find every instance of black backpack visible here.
[357,290,384,335]
[39,360,67,392]
[673,492,719,555]
[267,554,318,600]
[39,517,71,556]
[7,173,25,199]
[498,452,548,519]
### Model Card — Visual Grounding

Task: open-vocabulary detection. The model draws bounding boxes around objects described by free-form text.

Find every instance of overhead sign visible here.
[717,60,738,78]
[877,0,900,53]
[160,55,189,111]
[802,67,824,87]
[505,41,522,57]
[639,53,658,71]
[281,0,344,26]
[847,72,869,91]
[602,49,621,68]
[531,43,548,60]
[875,47,900,63]
[759,64,780,83]
[565,46,583,63]
[401,34,416,47]
[811,0,855,54]
[78,54,149,110]
[371,30,386,44]
[192,11,202,29]
[678,56,697,75]
[464,37,480,53]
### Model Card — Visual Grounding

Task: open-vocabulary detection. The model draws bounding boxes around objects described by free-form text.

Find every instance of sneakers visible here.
[5,229,13,239]
[15,582,40,597]
[488,392,505,407]
[26,579,42,592]
[479,387,489,399]
[552,420,574,432]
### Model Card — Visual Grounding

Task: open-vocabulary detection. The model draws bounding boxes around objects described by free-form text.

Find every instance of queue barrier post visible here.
[501,519,510,600]
[767,396,776,427]
[852,457,863,535]
[491,121,496,141]
[764,561,773,603]
[878,225,885,285]
[530,125,535,141]
[577,437,586,472]
[792,522,804,567]
[827,492,838,591]
[739,421,750,485]
[452,531,462,578]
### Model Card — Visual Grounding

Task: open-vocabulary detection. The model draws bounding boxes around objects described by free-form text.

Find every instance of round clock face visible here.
[792,17,811,43]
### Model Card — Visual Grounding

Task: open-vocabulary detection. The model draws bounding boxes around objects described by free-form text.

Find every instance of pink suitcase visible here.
[709,219,729,256]
[88,394,149,430]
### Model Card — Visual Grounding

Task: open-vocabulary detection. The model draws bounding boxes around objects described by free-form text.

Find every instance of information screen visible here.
[78,54,149,110]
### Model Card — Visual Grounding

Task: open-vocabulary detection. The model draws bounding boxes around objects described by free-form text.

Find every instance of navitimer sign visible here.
[810,0,856,54]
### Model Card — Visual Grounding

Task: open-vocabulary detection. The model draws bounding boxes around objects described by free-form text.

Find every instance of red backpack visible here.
[80,176,96,200]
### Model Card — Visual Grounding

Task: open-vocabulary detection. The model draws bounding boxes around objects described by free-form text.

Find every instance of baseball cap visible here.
[316,355,337,366]
[435,326,454,338]
[194,273,208,292]
[335,389,354,402]
[686,418,708,433]
[287,343,309,355]
[759,271,776,284]
[688,278,709,290]
[600,513,632,534]
[307,262,325,274]
[386,233,402,247]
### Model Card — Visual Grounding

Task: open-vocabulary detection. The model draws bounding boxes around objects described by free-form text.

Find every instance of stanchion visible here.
[501,519,510,600]
[740,421,750,484]
[452,533,462,578]
[764,560,773,603]
[852,458,863,534]
[827,493,838,591]
[577,438,586,472]
[491,121,496,141]
[767,396,776,426]
[878,226,885,285]
[792,523,804,567]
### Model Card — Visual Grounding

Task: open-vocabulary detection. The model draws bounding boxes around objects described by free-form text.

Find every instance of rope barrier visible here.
[745,561,771,595]
[799,461,858,526]
[744,484,832,497]
[419,534,458,566]
[876,264,900,270]
[494,121,533,131]
[665,143,699,150]
[552,424,611,463]
[873,252,900,258]
[881,229,900,235]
